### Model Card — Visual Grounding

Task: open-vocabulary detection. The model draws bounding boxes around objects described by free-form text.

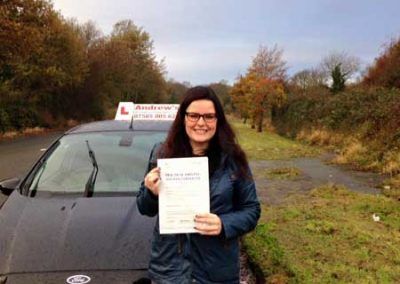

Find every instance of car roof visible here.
[66,119,173,134]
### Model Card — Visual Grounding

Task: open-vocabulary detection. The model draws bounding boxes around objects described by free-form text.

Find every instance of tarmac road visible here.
[0,131,63,206]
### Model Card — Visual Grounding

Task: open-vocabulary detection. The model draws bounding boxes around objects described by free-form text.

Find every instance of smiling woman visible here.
[137,86,261,283]
[184,99,217,155]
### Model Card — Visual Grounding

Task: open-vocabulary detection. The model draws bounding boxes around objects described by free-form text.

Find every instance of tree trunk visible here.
[257,110,264,132]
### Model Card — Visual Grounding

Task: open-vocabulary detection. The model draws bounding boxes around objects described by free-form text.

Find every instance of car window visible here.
[28,131,165,196]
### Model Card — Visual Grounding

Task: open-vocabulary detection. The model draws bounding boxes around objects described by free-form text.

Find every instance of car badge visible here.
[66,275,91,284]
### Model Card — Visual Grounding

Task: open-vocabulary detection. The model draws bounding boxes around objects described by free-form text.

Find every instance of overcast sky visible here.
[53,0,400,85]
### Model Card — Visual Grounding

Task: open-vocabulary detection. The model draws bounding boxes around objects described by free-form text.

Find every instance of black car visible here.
[0,119,171,284]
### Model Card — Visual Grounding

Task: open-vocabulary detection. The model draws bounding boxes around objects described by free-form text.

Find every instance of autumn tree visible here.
[363,37,400,88]
[0,1,168,128]
[233,44,288,132]
[252,76,285,132]
[0,0,88,127]
[74,20,167,119]
[248,44,287,81]
[108,20,166,104]
[230,74,254,124]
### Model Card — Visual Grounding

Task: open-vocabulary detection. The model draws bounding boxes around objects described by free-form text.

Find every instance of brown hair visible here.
[160,86,250,179]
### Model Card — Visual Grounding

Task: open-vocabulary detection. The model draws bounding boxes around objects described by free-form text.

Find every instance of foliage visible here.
[248,44,287,81]
[165,80,190,103]
[330,64,345,93]
[208,80,232,112]
[230,45,288,132]
[229,75,254,123]
[0,1,168,131]
[363,37,400,88]
[274,87,400,174]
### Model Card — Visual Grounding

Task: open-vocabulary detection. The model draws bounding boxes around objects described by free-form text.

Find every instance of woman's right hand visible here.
[144,167,161,196]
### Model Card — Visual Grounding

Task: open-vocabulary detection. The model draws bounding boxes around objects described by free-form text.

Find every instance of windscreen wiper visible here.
[29,160,47,197]
[84,140,98,197]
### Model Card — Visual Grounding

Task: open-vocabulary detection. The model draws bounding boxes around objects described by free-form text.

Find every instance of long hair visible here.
[160,86,250,179]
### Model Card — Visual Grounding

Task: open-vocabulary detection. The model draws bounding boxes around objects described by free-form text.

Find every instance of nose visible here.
[196,116,206,124]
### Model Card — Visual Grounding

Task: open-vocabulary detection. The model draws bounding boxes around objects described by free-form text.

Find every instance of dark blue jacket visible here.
[137,144,260,283]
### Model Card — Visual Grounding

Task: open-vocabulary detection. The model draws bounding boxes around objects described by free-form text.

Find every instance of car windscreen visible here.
[27,131,165,196]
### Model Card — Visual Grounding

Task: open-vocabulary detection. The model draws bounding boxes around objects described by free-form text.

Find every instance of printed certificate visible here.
[158,157,210,234]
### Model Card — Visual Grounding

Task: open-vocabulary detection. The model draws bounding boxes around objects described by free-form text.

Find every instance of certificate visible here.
[158,157,210,234]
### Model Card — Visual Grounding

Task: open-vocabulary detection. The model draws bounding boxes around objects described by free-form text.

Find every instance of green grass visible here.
[232,120,400,282]
[244,185,400,283]
[232,120,320,160]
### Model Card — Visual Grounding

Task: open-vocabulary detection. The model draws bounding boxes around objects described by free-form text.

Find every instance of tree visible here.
[0,0,88,126]
[230,71,286,132]
[109,20,167,104]
[243,44,288,131]
[252,76,286,132]
[320,51,360,92]
[208,80,232,112]
[166,80,189,103]
[290,68,325,94]
[331,64,346,93]
[248,44,287,81]
[76,19,167,119]
[363,37,400,88]
[230,74,254,124]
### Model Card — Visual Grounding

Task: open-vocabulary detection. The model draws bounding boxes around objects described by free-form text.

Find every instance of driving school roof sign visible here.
[115,102,179,121]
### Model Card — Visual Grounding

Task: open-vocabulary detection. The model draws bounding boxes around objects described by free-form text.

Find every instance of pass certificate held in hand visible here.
[158,157,210,234]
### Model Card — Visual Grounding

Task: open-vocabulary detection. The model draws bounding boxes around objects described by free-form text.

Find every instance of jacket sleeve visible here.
[219,167,261,240]
[136,143,160,217]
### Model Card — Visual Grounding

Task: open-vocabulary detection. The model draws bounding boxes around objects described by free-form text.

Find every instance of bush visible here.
[274,86,400,173]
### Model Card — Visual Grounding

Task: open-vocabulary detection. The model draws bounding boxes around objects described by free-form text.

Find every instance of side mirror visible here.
[0,177,21,196]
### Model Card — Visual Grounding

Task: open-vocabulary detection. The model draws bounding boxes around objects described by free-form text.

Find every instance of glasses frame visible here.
[185,112,218,123]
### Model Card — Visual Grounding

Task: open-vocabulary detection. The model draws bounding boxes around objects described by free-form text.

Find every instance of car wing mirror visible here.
[0,177,21,196]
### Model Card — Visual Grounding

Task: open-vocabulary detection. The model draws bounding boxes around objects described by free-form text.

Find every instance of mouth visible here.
[194,129,208,134]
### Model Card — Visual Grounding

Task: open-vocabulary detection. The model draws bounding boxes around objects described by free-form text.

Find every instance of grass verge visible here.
[232,120,320,160]
[244,185,400,283]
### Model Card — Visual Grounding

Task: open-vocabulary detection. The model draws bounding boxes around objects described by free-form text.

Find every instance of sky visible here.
[52,0,400,85]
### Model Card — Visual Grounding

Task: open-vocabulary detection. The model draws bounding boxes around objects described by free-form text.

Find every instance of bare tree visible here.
[290,68,325,92]
[320,51,361,82]
[249,44,287,80]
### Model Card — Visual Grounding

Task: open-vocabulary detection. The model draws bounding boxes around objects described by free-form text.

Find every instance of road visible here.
[0,132,63,205]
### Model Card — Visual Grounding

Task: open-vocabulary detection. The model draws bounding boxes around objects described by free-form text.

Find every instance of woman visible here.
[137,86,260,283]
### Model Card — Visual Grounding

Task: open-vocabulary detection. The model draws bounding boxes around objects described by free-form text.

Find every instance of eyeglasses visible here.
[185,112,217,123]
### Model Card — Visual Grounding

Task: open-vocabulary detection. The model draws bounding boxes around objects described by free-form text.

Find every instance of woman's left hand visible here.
[194,213,222,236]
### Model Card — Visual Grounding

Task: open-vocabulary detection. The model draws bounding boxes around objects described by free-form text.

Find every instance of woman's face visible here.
[184,99,217,150]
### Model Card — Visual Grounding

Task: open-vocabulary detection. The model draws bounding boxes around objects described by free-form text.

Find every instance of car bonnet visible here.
[0,190,156,274]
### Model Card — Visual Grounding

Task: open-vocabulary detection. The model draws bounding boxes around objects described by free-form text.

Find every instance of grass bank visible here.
[232,120,320,160]
[244,185,400,283]
[233,121,400,283]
